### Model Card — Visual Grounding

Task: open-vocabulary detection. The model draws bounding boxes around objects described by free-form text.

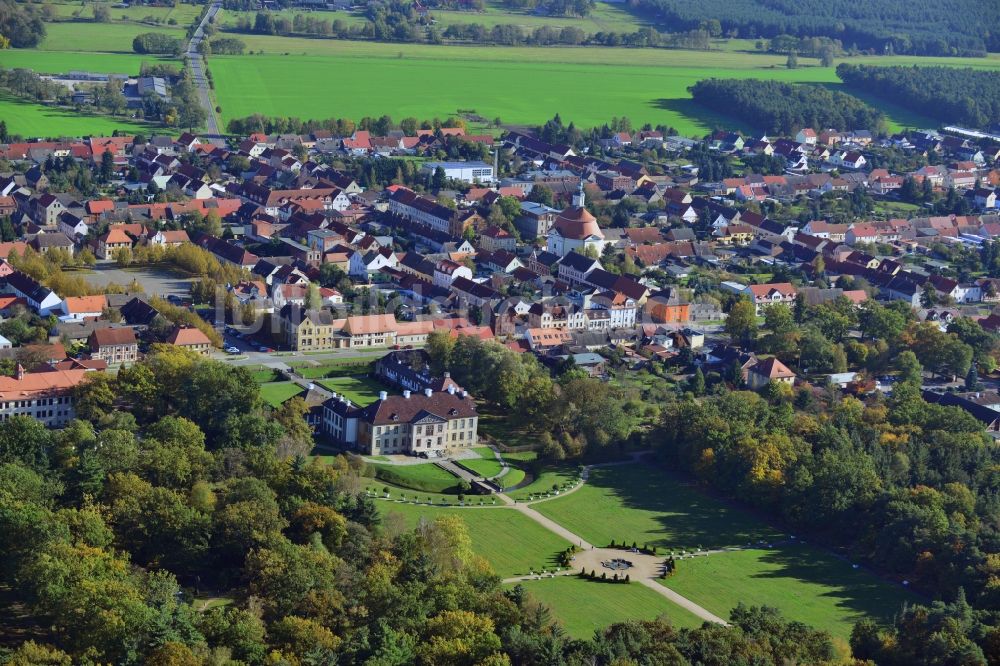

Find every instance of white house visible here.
[349,248,397,278]
[433,259,473,288]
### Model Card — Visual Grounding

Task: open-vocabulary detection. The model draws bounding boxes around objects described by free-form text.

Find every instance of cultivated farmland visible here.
[206,37,1000,135]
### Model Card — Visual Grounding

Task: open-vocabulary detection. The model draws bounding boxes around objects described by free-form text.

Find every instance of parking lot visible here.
[82,263,194,299]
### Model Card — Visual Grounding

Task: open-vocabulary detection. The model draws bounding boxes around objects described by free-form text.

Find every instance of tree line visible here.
[225,112,469,137]
[688,78,885,135]
[837,63,1000,129]
[230,5,714,49]
[630,0,997,56]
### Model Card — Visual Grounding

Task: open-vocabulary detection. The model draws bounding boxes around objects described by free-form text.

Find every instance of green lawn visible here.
[510,576,704,638]
[378,503,572,577]
[536,464,919,635]
[497,467,526,489]
[259,381,305,407]
[506,464,580,500]
[0,92,152,137]
[317,375,387,406]
[208,40,999,135]
[662,547,915,640]
[460,457,505,479]
[535,465,782,550]
[292,359,375,379]
[250,368,283,383]
[370,462,464,494]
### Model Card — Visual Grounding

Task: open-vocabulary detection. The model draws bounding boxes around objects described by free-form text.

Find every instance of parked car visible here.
[225,346,240,354]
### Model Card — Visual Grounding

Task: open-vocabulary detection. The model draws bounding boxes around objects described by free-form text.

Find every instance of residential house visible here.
[747,282,798,315]
[97,227,134,259]
[166,326,212,355]
[61,295,107,322]
[745,357,796,391]
[88,327,139,365]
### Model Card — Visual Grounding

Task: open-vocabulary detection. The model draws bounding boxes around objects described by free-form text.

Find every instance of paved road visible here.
[186,1,224,144]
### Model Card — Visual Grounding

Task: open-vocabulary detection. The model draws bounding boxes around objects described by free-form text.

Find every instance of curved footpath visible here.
[497,454,728,625]
[373,449,729,626]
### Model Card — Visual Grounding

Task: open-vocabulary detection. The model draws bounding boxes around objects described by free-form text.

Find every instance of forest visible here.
[0,345,844,665]
[837,64,1000,129]
[630,0,997,55]
[688,78,885,135]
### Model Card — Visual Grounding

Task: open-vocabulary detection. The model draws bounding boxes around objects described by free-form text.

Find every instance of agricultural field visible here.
[661,547,916,640]
[0,50,173,76]
[38,21,187,54]
[534,464,917,637]
[206,37,1000,135]
[377,503,572,577]
[317,375,386,406]
[258,381,305,407]
[509,576,704,638]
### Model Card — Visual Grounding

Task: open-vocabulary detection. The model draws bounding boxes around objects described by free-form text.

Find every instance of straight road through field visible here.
[186,1,223,143]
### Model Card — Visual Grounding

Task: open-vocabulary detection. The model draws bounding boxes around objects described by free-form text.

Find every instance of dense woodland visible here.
[837,64,1000,129]
[688,79,885,135]
[630,0,998,55]
[1,345,844,665]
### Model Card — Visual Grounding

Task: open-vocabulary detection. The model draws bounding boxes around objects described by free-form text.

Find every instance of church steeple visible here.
[572,180,585,207]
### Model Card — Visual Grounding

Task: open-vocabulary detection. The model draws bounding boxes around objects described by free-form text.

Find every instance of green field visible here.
[370,461,463,494]
[0,92,152,137]
[510,576,704,638]
[48,1,203,25]
[535,464,917,636]
[39,21,187,53]
[535,465,784,550]
[0,49,174,75]
[460,456,504,479]
[317,375,386,406]
[378,503,572,576]
[506,464,580,499]
[662,547,915,639]
[207,38,1000,135]
[259,381,305,407]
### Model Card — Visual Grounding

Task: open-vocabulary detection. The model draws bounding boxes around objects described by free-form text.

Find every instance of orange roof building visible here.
[0,367,91,427]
